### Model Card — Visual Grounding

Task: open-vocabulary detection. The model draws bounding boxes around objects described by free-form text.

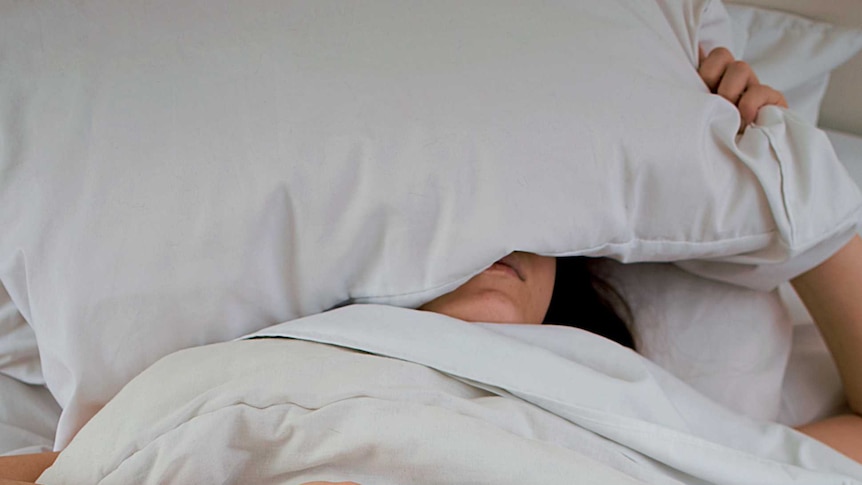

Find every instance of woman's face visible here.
[419,252,556,324]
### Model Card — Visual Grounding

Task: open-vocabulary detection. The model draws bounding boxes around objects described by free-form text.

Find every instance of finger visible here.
[697,47,734,92]
[738,85,788,126]
[716,60,758,105]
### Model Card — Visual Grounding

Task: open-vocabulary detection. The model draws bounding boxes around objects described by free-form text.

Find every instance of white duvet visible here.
[39,305,862,484]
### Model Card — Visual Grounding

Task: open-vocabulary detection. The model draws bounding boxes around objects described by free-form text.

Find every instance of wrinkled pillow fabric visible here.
[726,4,862,125]
[0,284,41,385]
[593,259,793,422]
[0,0,860,448]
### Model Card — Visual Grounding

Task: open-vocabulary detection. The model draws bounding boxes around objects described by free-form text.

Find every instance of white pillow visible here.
[0,284,41,385]
[598,128,862,422]
[0,374,59,456]
[1,0,860,448]
[826,129,862,185]
[592,259,793,422]
[726,4,862,125]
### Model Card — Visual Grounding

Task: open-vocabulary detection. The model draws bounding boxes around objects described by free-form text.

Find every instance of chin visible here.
[442,289,526,324]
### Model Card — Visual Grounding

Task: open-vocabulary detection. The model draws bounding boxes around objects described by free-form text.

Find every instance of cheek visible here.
[419,276,530,324]
[446,288,527,324]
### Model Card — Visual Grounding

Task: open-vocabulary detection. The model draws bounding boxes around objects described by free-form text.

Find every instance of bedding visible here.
[2,0,862,450]
[0,374,58,456]
[725,4,862,125]
[609,128,862,425]
[727,0,862,136]
[827,129,862,185]
[673,106,861,291]
[38,305,862,484]
[0,284,41,385]
[778,320,850,428]
[593,259,793,422]
[0,279,57,456]
[774,129,862,427]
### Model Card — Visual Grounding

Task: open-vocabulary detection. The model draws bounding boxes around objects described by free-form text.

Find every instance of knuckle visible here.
[717,80,744,99]
[738,93,758,110]
[729,60,751,72]
[747,84,768,96]
[711,47,733,61]
[701,73,720,86]
[716,83,735,96]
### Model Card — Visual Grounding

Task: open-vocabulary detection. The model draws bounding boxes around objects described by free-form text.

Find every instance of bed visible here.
[1,0,862,483]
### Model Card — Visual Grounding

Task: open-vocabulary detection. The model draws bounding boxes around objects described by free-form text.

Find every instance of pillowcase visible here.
[0,374,59,456]
[725,4,862,125]
[612,129,862,425]
[0,284,41,385]
[593,259,794,422]
[1,0,860,448]
[825,129,862,184]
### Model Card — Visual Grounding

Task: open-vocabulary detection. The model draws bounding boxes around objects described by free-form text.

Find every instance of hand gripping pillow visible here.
[0,0,860,447]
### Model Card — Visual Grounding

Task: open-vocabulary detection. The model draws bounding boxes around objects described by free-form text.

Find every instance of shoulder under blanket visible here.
[39,305,862,484]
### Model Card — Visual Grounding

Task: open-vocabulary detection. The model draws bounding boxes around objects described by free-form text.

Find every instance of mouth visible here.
[489,254,526,281]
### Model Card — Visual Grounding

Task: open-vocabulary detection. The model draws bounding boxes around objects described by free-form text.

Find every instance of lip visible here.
[491,254,526,281]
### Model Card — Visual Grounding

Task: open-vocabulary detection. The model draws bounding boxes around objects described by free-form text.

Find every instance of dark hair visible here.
[542,257,636,350]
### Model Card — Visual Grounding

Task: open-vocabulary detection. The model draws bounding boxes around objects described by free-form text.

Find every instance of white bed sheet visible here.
[39,305,862,484]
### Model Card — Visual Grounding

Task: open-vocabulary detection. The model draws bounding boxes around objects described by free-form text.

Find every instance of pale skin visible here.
[418,252,556,324]
[1,48,853,484]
